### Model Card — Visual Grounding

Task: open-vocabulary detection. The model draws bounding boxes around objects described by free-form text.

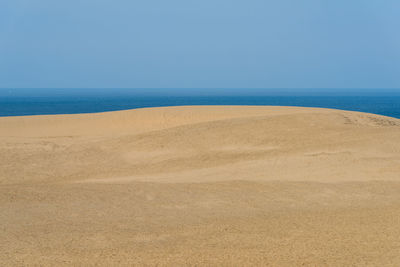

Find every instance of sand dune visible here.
[1,106,400,266]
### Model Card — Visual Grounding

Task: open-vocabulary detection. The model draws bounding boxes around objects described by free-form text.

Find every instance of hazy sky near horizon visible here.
[1,0,400,91]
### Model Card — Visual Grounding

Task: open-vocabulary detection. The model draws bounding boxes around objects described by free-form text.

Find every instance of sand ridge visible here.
[1,106,400,265]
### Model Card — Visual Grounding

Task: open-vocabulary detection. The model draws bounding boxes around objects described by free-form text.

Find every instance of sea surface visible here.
[1,96,400,119]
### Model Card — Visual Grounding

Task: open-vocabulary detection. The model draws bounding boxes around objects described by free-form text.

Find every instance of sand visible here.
[1,105,400,266]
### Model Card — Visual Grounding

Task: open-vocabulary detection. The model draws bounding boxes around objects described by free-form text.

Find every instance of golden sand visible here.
[1,106,400,266]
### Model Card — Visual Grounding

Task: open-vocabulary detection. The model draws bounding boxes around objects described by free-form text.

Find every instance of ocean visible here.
[1,95,400,119]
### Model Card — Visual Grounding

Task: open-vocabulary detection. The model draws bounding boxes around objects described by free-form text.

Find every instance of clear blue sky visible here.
[1,0,399,92]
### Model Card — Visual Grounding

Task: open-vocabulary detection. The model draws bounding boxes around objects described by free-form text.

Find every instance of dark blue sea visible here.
[1,96,400,119]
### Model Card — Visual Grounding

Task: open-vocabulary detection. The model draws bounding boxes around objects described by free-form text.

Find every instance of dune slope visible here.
[1,106,400,266]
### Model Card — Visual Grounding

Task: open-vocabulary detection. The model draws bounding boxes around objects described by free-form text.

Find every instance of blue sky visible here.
[0,0,399,92]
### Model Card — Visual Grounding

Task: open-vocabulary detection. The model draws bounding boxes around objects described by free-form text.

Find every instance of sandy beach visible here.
[1,105,400,266]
